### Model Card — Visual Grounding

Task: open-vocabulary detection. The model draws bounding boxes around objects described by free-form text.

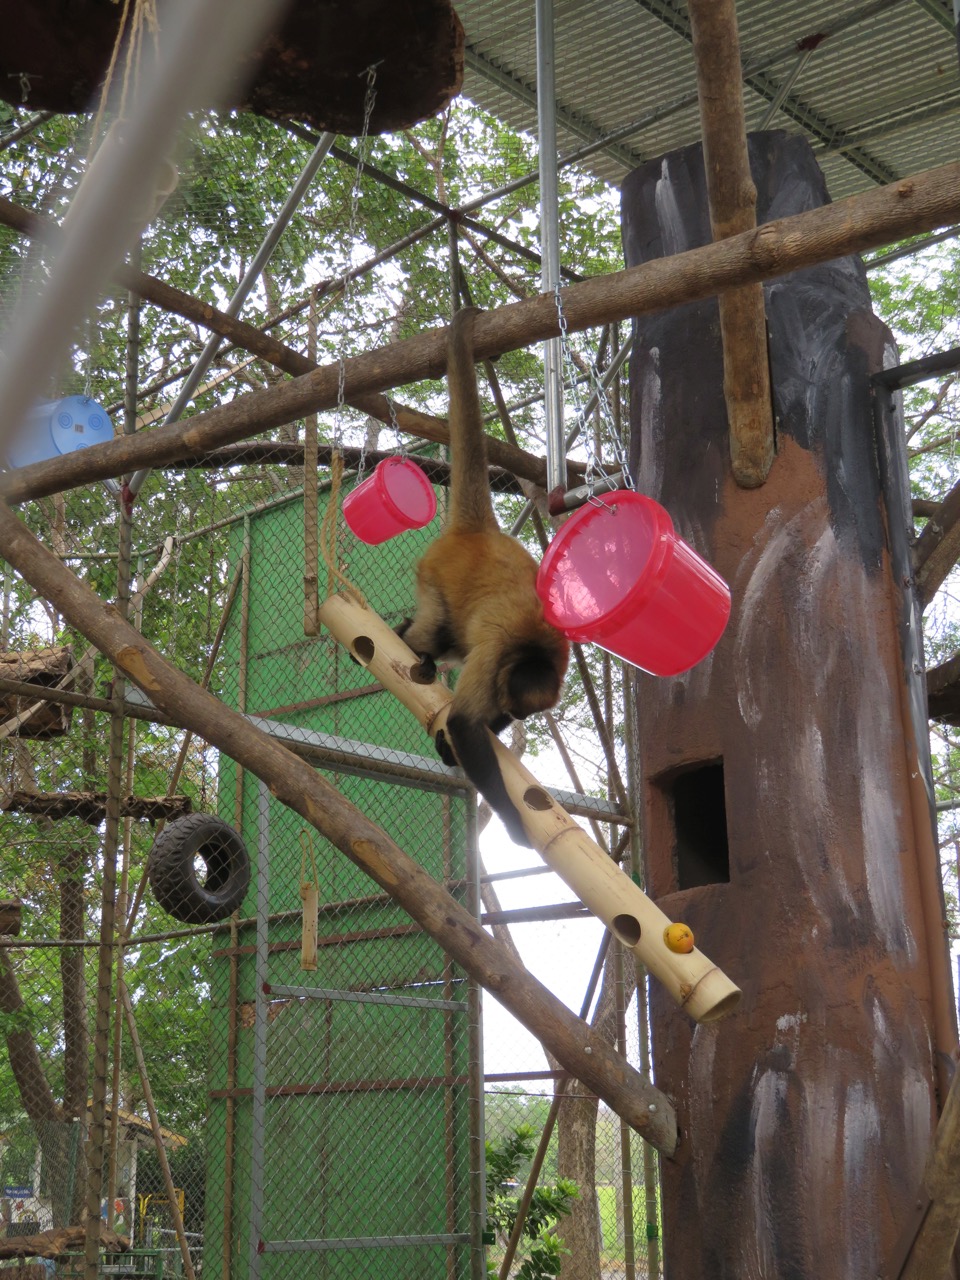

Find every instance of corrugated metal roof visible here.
[456,0,960,199]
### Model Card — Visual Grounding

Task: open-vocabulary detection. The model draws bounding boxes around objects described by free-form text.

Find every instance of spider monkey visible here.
[398,306,569,847]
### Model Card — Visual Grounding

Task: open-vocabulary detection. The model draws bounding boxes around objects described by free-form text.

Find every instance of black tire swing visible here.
[147,813,251,925]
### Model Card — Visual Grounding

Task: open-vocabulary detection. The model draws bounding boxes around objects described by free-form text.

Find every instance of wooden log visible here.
[0,646,73,738]
[2,791,192,824]
[0,500,678,1154]
[688,0,775,487]
[2,160,958,506]
[317,592,741,1024]
[913,468,960,608]
[0,0,464,134]
[0,1225,128,1260]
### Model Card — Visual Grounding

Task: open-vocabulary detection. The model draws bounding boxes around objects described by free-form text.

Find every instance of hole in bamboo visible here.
[353,635,375,664]
[698,990,742,1023]
[523,787,552,811]
[611,914,642,946]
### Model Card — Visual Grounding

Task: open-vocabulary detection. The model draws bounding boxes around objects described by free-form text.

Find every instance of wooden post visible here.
[317,592,741,1024]
[688,0,775,487]
[0,499,678,1154]
[2,161,959,507]
[899,1064,960,1278]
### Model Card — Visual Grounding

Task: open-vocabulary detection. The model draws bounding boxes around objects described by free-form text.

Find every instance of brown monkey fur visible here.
[398,307,569,847]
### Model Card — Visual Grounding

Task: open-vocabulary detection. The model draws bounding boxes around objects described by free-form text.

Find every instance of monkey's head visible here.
[503,633,570,720]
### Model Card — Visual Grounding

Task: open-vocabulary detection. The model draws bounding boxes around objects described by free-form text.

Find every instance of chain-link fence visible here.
[0,66,659,1280]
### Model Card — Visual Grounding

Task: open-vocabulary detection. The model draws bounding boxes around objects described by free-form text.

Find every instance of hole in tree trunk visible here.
[665,760,730,890]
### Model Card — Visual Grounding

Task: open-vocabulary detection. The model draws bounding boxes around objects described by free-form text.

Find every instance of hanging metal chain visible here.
[585,353,635,491]
[554,284,634,494]
[384,394,406,456]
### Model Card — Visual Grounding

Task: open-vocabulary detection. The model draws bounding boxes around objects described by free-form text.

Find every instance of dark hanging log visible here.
[2,791,192,825]
[0,646,73,739]
[0,0,463,135]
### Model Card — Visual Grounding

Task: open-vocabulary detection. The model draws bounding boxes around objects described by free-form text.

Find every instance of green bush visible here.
[485,1124,578,1279]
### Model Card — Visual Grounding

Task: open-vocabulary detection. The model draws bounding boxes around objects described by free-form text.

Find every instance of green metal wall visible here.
[203,477,479,1279]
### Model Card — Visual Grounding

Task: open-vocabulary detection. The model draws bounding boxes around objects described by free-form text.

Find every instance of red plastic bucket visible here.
[535,491,730,676]
[342,457,438,545]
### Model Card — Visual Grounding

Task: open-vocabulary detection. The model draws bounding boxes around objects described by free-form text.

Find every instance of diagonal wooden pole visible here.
[0,499,678,1155]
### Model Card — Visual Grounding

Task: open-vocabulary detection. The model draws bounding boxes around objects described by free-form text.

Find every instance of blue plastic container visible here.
[6,396,114,469]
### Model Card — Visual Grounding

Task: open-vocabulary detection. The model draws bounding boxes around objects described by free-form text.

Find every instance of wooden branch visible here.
[0,646,73,738]
[913,498,940,520]
[2,161,958,506]
[0,194,560,492]
[914,471,960,608]
[897,1062,960,1279]
[2,790,192,824]
[0,501,678,1155]
[927,653,960,724]
[317,593,741,1025]
[174,441,534,494]
[0,1226,128,1261]
[688,0,775,487]
[873,344,960,391]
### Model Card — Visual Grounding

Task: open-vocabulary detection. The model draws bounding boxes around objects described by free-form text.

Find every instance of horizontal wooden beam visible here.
[0,194,561,491]
[2,160,958,505]
[0,499,679,1154]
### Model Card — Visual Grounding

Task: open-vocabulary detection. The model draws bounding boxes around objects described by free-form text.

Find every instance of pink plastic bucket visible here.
[535,491,730,676]
[342,457,437,545]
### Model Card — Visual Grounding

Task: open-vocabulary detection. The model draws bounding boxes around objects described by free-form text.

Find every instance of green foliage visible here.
[485,1124,579,1279]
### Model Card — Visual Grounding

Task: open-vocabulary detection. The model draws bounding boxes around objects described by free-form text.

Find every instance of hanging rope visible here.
[299,830,320,972]
[318,449,367,606]
[312,63,382,613]
[304,295,321,634]
[89,0,159,156]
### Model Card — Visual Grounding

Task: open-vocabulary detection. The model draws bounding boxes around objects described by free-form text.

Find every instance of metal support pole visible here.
[248,781,271,1280]
[536,0,566,498]
[126,130,335,500]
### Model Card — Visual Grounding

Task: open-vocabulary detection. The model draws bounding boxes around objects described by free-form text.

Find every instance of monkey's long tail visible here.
[445,306,498,534]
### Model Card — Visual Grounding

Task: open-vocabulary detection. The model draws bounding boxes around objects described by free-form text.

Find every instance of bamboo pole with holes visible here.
[317,592,741,1024]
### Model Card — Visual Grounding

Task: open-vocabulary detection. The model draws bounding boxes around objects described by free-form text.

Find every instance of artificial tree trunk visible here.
[621,130,956,1279]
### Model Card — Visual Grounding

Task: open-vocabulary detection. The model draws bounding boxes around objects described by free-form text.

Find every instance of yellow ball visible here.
[663,922,695,954]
